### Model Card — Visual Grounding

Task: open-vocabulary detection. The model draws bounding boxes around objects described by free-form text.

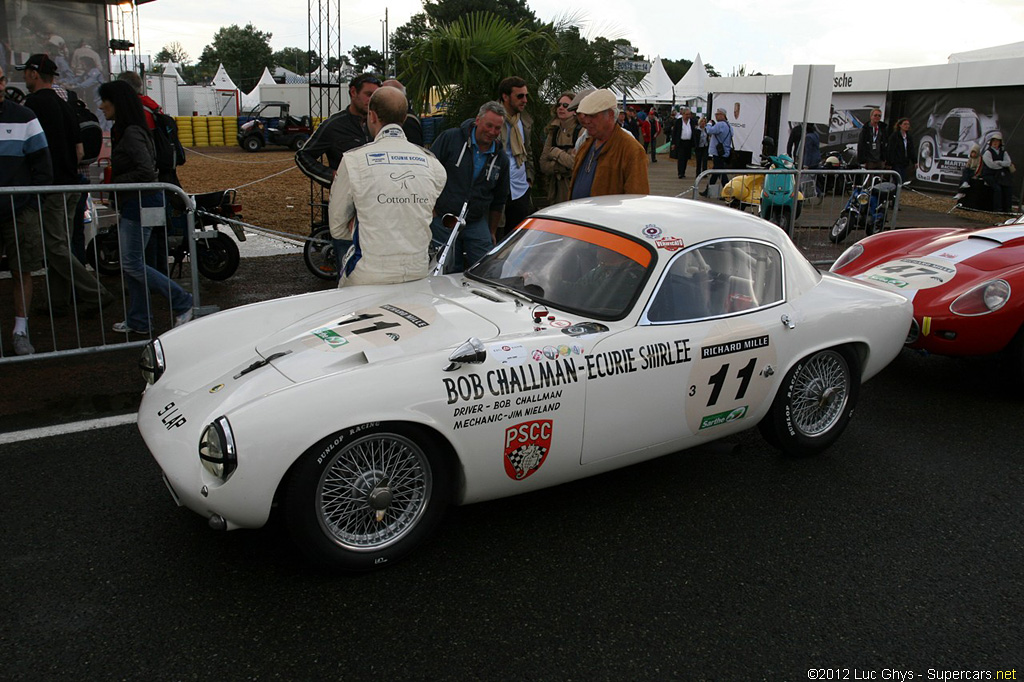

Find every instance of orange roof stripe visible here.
[522,218,651,267]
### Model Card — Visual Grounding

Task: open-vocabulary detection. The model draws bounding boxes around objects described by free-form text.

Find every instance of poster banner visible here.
[782,92,886,160]
[904,86,1024,192]
[2,1,107,115]
[713,93,767,163]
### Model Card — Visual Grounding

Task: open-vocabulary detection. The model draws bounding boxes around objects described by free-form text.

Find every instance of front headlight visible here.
[950,280,1011,316]
[199,417,237,480]
[856,192,870,206]
[139,340,165,385]
[830,244,864,272]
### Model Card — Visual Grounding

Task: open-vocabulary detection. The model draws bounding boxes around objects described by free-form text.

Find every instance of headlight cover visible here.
[139,340,165,385]
[856,192,870,206]
[199,417,237,480]
[950,279,1010,316]
[830,244,864,272]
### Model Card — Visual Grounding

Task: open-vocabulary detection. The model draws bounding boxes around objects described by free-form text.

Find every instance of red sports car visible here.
[831,220,1024,380]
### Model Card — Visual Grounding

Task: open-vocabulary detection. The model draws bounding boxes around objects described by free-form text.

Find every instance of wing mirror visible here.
[444,337,486,371]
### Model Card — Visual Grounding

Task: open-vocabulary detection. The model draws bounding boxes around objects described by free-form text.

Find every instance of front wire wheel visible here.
[303,224,339,280]
[759,348,860,457]
[285,424,451,570]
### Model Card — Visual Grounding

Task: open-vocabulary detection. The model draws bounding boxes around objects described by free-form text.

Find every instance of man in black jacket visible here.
[22,53,112,315]
[857,108,887,170]
[295,73,381,272]
[295,73,381,187]
[671,108,699,178]
[429,101,510,272]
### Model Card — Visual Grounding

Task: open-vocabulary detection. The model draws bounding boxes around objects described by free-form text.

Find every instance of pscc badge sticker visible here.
[504,420,553,480]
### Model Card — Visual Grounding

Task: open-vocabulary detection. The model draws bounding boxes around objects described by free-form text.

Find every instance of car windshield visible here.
[466,218,652,320]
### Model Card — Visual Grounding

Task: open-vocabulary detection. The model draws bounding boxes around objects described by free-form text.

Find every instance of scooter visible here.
[829,177,897,244]
[759,154,804,232]
[86,189,245,281]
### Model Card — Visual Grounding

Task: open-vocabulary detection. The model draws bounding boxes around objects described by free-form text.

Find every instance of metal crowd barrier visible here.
[689,168,904,266]
[0,182,200,364]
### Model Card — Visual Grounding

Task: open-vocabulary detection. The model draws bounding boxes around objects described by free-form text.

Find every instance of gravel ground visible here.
[176,146,314,239]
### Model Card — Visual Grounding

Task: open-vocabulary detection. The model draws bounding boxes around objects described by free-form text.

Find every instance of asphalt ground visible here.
[0,347,1021,679]
[0,155,994,434]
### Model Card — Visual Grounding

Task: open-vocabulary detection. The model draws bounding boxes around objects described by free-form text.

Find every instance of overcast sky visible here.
[136,0,1024,79]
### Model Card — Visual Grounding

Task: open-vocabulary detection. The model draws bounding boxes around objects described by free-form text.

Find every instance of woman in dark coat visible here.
[886,118,916,184]
[98,80,192,334]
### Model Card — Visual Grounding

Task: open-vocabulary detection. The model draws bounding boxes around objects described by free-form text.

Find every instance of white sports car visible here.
[139,195,911,570]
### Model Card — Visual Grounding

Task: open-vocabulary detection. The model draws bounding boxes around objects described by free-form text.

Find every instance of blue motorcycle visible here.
[828,177,897,244]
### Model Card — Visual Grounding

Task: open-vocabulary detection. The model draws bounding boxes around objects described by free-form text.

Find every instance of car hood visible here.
[255,289,501,383]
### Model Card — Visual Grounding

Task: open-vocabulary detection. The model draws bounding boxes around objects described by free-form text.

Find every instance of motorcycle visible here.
[303,220,339,280]
[829,177,898,244]
[86,189,245,281]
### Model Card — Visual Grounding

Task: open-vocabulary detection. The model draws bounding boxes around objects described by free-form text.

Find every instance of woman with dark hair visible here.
[886,117,916,184]
[98,80,192,334]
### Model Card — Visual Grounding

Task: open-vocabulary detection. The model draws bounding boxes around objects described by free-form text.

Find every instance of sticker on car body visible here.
[504,420,552,480]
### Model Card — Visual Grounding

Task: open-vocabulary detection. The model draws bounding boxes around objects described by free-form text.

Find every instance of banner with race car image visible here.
[902,86,1024,194]
[781,92,887,161]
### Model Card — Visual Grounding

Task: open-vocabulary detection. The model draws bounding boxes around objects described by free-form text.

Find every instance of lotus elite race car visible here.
[832,219,1024,380]
[139,196,911,571]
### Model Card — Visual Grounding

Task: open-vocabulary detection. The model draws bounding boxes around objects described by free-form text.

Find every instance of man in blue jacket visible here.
[429,101,510,272]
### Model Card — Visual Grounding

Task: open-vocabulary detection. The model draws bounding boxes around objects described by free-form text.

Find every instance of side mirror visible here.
[444,337,486,371]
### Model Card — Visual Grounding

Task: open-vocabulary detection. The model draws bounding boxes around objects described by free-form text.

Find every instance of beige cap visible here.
[577,89,618,115]
[567,88,596,112]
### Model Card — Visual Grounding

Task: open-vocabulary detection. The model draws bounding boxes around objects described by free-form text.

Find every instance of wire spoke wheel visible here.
[316,433,432,552]
[787,350,850,437]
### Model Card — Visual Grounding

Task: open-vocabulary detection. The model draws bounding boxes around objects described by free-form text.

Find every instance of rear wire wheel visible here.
[759,347,860,457]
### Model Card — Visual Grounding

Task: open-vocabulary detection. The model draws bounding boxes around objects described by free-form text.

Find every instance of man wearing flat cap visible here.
[569,89,649,199]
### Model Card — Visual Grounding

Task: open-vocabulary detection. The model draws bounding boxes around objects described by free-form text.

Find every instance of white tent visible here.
[948,41,1024,63]
[669,53,710,114]
[241,67,276,109]
[211,63,238,91]
[160,62,185,85]
[613,56,676,104]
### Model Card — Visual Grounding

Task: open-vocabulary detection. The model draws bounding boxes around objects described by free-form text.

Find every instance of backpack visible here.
[143,104,187,174]
[67,91,102,165]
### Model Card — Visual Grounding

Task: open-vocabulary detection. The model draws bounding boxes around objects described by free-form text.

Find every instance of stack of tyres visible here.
[175,117,194,147]
[207,116,224,147]
[221,116,238,144]
[192,116,209,147]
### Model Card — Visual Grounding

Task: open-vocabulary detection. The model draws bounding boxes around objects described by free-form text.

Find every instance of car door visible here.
[580,238,791,465]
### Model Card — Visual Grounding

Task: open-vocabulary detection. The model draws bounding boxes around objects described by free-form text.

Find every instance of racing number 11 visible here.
[705,357,756,407]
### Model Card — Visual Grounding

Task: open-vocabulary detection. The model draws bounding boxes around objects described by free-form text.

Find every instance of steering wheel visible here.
[5,85,26,103]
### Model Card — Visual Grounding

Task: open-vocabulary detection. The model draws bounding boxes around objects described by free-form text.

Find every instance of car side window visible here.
[644,240,783,323]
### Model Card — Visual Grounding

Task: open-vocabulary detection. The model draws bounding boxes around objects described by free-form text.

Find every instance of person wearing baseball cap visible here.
[569,89,649,199]
[16,54,60,77]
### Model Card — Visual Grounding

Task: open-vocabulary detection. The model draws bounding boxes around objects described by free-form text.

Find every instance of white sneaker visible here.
[960,182,970,189]
[12,331,34,356]
[174,307,194,327]
[113,321,150,335]
[952,193,965,201]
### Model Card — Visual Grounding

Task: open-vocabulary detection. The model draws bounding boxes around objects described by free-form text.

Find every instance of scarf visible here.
[505,112,527,167]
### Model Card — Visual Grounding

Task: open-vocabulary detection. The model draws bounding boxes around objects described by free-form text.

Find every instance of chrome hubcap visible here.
[790,352,849,437]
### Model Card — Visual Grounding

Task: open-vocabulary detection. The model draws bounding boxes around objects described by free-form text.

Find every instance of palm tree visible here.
[398,11,555,125]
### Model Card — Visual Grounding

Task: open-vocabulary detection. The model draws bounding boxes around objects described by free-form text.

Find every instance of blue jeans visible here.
[430,215,493,273]
[118,216,193,331]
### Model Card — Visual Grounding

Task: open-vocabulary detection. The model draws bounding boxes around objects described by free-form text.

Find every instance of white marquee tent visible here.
[948,41,1024,63]
[241,67,277,109]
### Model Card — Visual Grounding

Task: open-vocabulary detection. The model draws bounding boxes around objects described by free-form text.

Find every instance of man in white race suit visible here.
[329,86,447,286]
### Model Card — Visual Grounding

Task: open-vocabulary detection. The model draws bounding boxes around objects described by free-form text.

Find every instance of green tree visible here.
[704,62,721,78]
[197,23,273,89]
[349,45,386,73]
[661,57,693,85]
[154,41,189,65]
[273,47,321,74]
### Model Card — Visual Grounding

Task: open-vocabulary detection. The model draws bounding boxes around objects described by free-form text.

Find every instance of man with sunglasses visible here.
[497,76,534,241]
